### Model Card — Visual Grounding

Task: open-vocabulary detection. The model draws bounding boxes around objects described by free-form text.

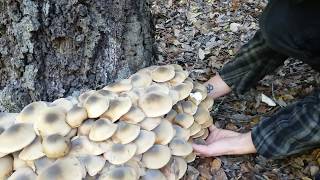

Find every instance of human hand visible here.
[192,125,257,157]
[204,74,232,99]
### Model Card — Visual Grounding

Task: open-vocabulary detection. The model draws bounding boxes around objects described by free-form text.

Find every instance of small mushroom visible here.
[124,158,145,178]
[139,92,172,117]
[164,109,177,122]
[168,90,180,105]
[200,128,209,139]
[188,122,202,136]
[16,101,47,124]
[169,138,193,156]
[173,113,194,129]
[78,119,95,136]
[103,143,137,165]
[180,100,198,115]
[77,155,106,176]
[174,157,187,179]
[89,119,118,141]
[96,89,118,99]
[8,167,37,180]
[173,125,190,141]
[78,90,96,106]
[139,117,161,131]
[50,98,74,112]
[192,82,207,101]
[42,134,70,158]
[101,97,132,122]
[13,152,28,170]
[120,106,145,124]
[19,137,45,161]
[144,84,170,94]
[0,155,13,179]
[0,123,36,154]
[142,169,166,180]
[201,117,214,129]
[83,93,110,118]
[169,71,188,85]
[0,113,17,130]
[142,145,171,169]
[130,72,152,88]
[199,96,214,111]
[153,120,175,145]
[34,157,55,174]
[184,152,196,163]
[151,65,175,82]
[133,130,155,154]
[69,136,107,156]
[99,166,137,180]
[103,79,132,93]
[193,106,212,125]
[66,105,88,128]
[191,129,205,139]
[172,83,193,101]
[112,121,140,144]
[37,157,83,180]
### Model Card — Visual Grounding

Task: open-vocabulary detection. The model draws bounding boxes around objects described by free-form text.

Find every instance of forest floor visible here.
[151,0,320,179]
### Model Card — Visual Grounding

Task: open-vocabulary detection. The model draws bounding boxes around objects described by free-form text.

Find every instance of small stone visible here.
[230,23,241,32]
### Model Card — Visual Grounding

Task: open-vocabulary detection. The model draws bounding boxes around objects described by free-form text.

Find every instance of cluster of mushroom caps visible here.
[0,64,214,180]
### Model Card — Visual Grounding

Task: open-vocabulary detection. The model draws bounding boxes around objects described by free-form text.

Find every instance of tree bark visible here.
[0,0,155,112]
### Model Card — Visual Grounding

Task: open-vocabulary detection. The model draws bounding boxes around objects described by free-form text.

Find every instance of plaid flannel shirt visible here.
[219,32,320,158]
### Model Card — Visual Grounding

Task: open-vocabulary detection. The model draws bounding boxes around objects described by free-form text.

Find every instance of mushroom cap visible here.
[0,155,13,179]
[96,89,118,99]
[191,128,205,138]
[37,157,83,180]
[34,157,55,175]
[78,119,95,136]
[112,121,140,144]
[168,90,180,105]
[139,92,172,117]
[120,106,145,124]
[124,158,145,178]
[192,82,207,101]
[201,116,214,129]
[103,79,132,93]
[99,166,137,180]
[101,97,132,122]
[139,117,161,131]
[130,72,153,88]
[89,119,118,141]
[0,113,16,130]
[69,136,107,156]
[174,157,187,179]
[153,120,175,145]
[145,84,170,94]
[142,145,171,169]
[169,138,193,156]
[78,90,96,105]
[164,109,177,122]
[170,64,183,71]
[8,167,37,180]
[66,105,88,128]
[42,134,70,158]
[16,101,47,124]
[0,123,36,153]
[199,96,214,111]
[151,65,175,82]
[173,113,194,129]
[200,128,209,139]
[169,71,188,85]
[184,152,196,163]
[188,122,202,136]
[103,143,137,165]
[172,83,193,101]
[12,152,28,170]
[77,155,105,176]
[84,93,110,118]
[19,137,45,161]
[119,90,140,106]
[181,100,198,115]
[133,130,155,154]
[142,169,166,180]
[50,98,74,112]
[194,106,212,125]
[172,125,190,141]
[35,107,71,136]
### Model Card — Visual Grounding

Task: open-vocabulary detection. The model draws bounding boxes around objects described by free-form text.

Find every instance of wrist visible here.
[204,74,232,99]
[235,131,257,155]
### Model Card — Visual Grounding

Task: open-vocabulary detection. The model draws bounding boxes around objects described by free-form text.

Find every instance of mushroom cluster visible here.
[0,64,214,180]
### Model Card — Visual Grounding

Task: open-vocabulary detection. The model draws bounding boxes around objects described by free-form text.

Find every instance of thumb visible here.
[192,144,212,156]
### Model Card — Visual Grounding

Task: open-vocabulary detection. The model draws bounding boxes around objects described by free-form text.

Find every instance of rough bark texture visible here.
[0,0,155,112]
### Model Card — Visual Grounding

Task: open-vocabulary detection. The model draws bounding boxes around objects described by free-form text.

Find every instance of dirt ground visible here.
[151,0,320,179]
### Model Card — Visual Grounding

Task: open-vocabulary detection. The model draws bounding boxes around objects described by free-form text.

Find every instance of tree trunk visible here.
[0,0,155,112]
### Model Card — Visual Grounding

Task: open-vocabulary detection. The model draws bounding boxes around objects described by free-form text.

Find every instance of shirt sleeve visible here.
[251,89,320,158]
[219,31,288,94]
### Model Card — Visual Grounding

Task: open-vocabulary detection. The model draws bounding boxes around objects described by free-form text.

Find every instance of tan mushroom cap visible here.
[139,92,172,117]
[133,130,156,155]
[124,158,145,177]
[78,90,96,105]
[69,136,107,156]
[35,107,71,136]
[173,113,194,129]
[142,145,171,169]
[37,157,83,180]
[168,90,180,105]
[89,119,118,141]
[193,106,212,125]
[144,84,170,95]
[191,128,205,138]
[103,79,132,93]
[103,143,137,165]
[164,109,177,122]
[16,101,47,124]
[139,117,161,131]
[0,155,13,179]
[112,121,140,144]
[188,122,202,136]
[77,155,105,176]
[8,167,37,180]
[199,96,214,111]
[42,134,70,158]
[19,137,45,161]
[184,152,196,163]
[142,169,166,180]
[12,152,28,170]
[180,100,198,115]
[0,113,16,131]
[169,138,193,156]
[96,89,118,99]
[172,83,193,101]
[78,119,95,136]
[101,97,132,122]
[84,93,110,118]
[34,157,55,175]
[192,82,207,101]
[51,98,74,112]
[151,65,175,82]
[66,105,88,128]
[99,166,137,180]
[120,106,145,124]
[201,117,213,128]
[173,125,190,141]
[0,123,36,154]
[130,72,152,88]
[174,157,188,179]
[153,119,175,145]
[119,90,140,106]
[169,71,188,85]
[200,128,209,139]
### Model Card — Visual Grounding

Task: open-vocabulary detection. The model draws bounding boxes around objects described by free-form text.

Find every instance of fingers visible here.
[209,125,217,132]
